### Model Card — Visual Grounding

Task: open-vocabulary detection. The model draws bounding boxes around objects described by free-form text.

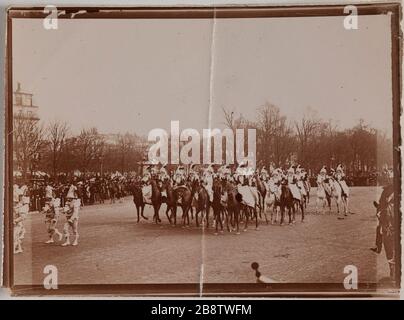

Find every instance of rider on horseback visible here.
[295,165,308,199]
[189,163,200,182]
[260,166,269,182]
[234,162,257,208]
[141,165,153,204]
[202,164,214,202]
[174,165,186,186]
[159,163,170,182]
[335,164,349,198]
[287,166,301,201]
[222,164,232,181]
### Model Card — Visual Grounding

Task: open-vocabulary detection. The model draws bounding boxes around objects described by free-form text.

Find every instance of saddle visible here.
[141,184,152,204]
[174,185,190,204]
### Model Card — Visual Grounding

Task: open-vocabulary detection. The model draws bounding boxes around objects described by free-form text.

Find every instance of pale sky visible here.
[12,15,393,136]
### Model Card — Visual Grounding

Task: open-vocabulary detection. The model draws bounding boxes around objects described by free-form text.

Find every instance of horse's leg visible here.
[151,204,156,223]
[136,205,140,223]
[157,203,162,223]
[201,207,206,228]
[231,208,235,229]
[255,208,259,230]
[263,201,269,225]
[157,203,161,223]
[218,208,224,232]
[186,204,191,226]
[327,195,332,212]
[141,204,147,220]
[323,195,327,211]
[195,208,200,227]
[243,207,249,232]
[258,193,263,219]
[214,208,218,235]
[165,205,171,224]
[181,205,187,226]
[270,202,274,224]
[336,198,340,215]
[234,207,240,234]
[272,205,278,224]
[225,209,230,232]
[153,205,159,224]
[288,207,293,225]
[280,206,285,225]
[277,205,281,223]
[205,204,210,228]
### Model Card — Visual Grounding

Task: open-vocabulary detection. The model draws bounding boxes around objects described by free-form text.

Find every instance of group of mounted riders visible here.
[132,161,352,234]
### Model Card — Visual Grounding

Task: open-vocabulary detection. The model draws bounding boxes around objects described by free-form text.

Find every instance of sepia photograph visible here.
[3,5,401,297]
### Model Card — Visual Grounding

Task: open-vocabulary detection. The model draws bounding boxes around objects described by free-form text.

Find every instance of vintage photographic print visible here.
[2,4,401,297]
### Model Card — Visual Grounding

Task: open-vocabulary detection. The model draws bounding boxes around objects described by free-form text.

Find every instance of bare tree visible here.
[255,103,295,168]
[116,133,136,173]
[13,114,46,180]
[294,107,322,168]
[74,128,105,174]
[272,112,295,167]
[46,120,69,178]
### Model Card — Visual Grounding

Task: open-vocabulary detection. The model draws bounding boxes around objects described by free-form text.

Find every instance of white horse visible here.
[328,178,349,217]
[316,179,331,214]
[263,179,280,224]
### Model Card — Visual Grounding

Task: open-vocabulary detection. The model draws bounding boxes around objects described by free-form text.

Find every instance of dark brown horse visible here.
[279,183,295,225]
[160,179,177,225]
[132,183,148,223]
[279,181,305,225]
[150,179,163,224]
[212,179,227,234]
[190,180,211,228]
[173,184,193,226]
[373,184,395,279]
[222,179,242,234]
[158,179,193,226]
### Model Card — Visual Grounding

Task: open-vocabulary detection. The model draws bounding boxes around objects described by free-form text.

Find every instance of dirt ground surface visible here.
[14,186,394,290]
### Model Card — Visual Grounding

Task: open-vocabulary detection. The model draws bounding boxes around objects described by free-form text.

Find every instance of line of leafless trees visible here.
[222,103,392,175]
[13,117,148,180]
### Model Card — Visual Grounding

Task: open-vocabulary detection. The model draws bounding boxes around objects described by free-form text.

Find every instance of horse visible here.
[279,182,296,225]
[132,183,148,223]
[212,178,229,234]
[329,178,349,218]
[263,179,281,224]
[373,184,395,279]
[190,180,211,228]
[222,179,242,234]
[150,179,164,224]
[236,179,259,231]
[172,183,193,226]
[296,179,308,209]
[304,177,311,205]
[255,174,267,218]
[316,179,332,214]
[108,182,117,204]
[159,179,178,225]
[242,201,259,231]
